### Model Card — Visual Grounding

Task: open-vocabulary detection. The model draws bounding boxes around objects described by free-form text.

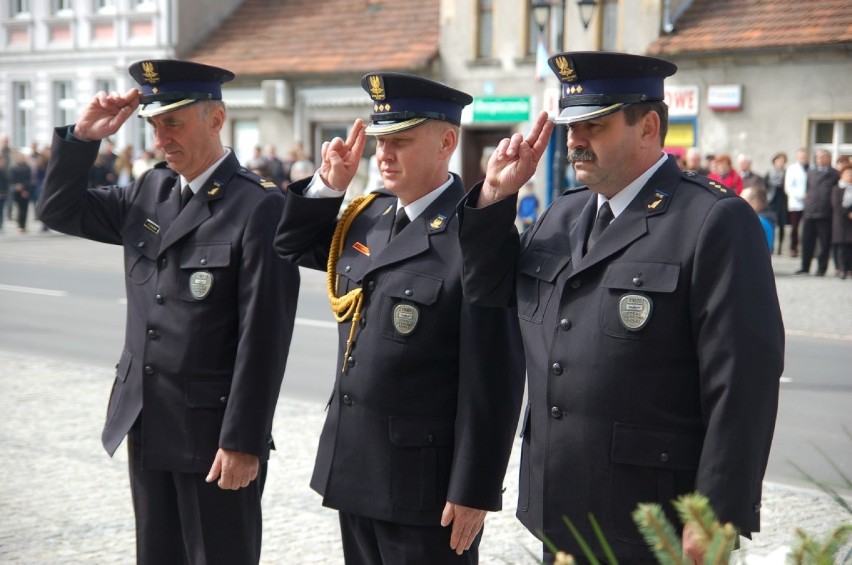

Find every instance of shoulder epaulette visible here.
[681,170,736,199]
[561,185,589,196]
[236,167,278,190]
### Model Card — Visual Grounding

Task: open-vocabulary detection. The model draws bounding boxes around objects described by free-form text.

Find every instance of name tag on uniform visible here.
[618,293,652,331]
[143,219,160,234]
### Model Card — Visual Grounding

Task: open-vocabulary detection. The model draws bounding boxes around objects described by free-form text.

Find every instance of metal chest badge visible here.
[618,293,652,331]
[392,302,419,335]
[189,271,214,300]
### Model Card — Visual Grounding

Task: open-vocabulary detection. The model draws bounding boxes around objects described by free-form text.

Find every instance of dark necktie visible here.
[179,185,193,211]
[586,201,613,253]
[391,206,410,238]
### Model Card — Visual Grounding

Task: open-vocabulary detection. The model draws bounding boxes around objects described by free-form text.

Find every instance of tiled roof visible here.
[648,0,852,56]
[188,0,439,77]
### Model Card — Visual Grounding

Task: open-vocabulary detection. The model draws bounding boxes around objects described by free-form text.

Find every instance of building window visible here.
[133,0,157,12]
[95,78,116,94]
[13,0,31,17]
[95,0,116,13]
[13,82,34,149]
[476,0,493,59]
[601,0,619,51]
[811,119,852,165]
[54,81,76,127]
[528,6,549,56]
[53,0,73,15]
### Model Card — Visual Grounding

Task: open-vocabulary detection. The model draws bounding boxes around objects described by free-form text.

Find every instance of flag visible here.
[535,38,550,81]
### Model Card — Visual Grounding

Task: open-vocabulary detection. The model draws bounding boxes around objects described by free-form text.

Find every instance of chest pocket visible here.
[124,228,160,285]
[335,254,370,296]
[179,243,232,302]
[517,248,571,324]
[600,260,680,340]
[379,270,443,343]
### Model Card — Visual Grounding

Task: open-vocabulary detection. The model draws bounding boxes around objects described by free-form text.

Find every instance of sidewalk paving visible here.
[1,229,851,563]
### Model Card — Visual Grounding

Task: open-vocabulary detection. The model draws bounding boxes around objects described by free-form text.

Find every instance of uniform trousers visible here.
[338,511,482,565]
[788,210,803,254]
[128,426,266,565]
[800,216,832,274]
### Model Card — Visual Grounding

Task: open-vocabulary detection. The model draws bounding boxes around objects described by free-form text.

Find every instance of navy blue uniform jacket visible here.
[459,156,784,560]
[275,175,525,526]
[38,127,300,473]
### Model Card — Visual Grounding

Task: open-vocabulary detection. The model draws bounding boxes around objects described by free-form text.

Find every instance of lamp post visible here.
[577,0,598,31]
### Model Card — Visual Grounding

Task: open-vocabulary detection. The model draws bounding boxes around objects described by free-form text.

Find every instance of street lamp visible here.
[577,0,598,31]
[531,0,551,33]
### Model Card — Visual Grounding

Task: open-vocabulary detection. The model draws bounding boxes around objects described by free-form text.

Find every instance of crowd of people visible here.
[675,147,852,279]
[0,132,315,235]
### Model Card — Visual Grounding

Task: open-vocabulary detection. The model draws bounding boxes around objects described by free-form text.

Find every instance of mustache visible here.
[566,149,596,163]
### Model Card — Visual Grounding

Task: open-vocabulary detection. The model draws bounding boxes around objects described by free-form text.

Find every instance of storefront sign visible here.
[664,85,699,117]
[472,96,531,123]
[707,85,743,111]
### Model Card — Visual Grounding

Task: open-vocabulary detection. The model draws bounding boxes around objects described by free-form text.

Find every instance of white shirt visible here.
[595,152,668,221]
[784,162,808,212]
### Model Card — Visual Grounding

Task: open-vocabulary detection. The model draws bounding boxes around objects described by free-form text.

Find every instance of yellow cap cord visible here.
[326,192,379,373]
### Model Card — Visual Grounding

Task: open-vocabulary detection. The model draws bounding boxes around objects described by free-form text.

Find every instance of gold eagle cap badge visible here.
[368,75,385,101]
[141,61,160,84]
[554,56,577,83]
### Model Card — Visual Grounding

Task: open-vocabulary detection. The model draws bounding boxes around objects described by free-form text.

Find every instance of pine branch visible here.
[632,503,684,565]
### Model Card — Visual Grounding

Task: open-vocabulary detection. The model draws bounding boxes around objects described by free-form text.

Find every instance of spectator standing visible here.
[132,148,157,179]
[708,153,744,195]
[796,149,839,276]
[114,145,135,185]
[2,136,12,221]
[765,152,789,254]
[831,165,852,279]
[685,147,709,175]
[516,181,539,233]
[0,153,8,232]
[785,148,810,257]
[737,153,759,185]
[264,144,287,188]
[742,185,774,252]
[10,152,33,233]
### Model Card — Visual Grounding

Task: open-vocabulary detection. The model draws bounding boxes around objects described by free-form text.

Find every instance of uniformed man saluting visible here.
[458,51,784,564]
[37,60,300,564]
[275,73,525,564]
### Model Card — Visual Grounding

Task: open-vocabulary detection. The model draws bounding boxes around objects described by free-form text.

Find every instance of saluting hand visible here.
[441,501,487,556]
[320,118,367,191]
[477,111,553,208]
[73,88,141,142]
[205,448,260,490]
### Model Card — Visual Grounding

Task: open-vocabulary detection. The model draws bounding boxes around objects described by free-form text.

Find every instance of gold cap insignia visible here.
[554,56,577,83]
[141,61,160,84]
[368,75,385,101]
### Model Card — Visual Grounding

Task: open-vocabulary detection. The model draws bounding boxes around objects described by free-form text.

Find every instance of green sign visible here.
[472,96,531,123]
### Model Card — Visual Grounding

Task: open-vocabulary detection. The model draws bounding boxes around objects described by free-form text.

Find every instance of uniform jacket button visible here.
[143,365,154,375]
[633,276,643,287]
[366,280,375,291]
[427,433,435,444]
[404,289,413,297]
[659,452,670,463]
[347,357,355,368]
[200,257,207,265]
[158,257,167,269]
[551,363,563,375]
[359,317,367,327]
[219,395,228,404]
[342,394,353,406]
[559,319,572,331]
[344,265,351,272]
[147,329,159,340]
[155,294,164,304]
[550,406,563,419]
[570,279,581,289]
[753,503,761,513]
[137,241,145,248]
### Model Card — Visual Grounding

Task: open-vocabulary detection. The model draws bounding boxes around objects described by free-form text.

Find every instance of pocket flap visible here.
[611,422,702,470]
[180,243,231,269]
[519,248,570,282]
[601,261,679,292]
[390,417,454,447]
[185,380,231,408]
[383,271,442,305]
